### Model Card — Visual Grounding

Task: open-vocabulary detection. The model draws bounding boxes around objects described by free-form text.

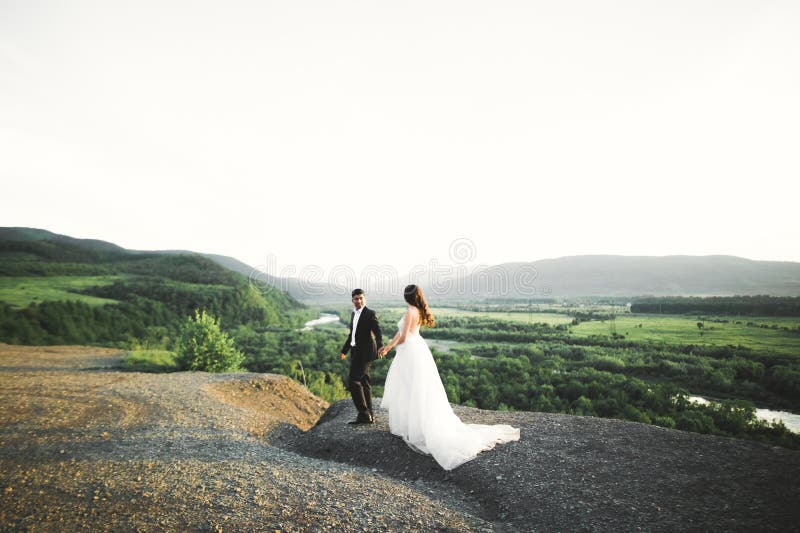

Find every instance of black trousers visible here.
[349,356,372,416]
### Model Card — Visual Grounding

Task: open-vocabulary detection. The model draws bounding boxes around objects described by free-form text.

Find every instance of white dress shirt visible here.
[350,307,364,347]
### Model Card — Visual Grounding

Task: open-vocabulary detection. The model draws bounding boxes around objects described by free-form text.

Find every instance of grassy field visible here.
[0,275,122,308]
[304,305,800,360]
[570,313,800,357]
[385,307,575,326]
[409,307,800,358]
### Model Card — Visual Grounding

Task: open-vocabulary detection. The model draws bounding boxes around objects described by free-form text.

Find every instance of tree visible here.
[175,309,244,372]
[306,370,349,403]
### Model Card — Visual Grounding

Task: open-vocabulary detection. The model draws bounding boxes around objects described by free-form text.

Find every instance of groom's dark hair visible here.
[351,288,365,297]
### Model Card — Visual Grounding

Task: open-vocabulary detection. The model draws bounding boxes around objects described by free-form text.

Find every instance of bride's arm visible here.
[380,308,417,356]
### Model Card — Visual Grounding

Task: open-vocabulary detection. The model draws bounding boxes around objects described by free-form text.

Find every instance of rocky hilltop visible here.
[1,344,798,532]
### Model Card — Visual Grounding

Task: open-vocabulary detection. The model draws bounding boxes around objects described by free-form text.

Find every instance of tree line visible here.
[631,295,800,316]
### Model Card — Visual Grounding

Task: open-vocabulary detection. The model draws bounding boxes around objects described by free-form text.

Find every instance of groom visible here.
[340,288,383,425]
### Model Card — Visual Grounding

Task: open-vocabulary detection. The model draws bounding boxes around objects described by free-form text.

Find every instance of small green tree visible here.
[175,309,244,372]
[306,370,349,403]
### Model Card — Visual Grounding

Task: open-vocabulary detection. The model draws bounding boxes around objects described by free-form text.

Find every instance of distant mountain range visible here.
[2,228,798,300]
[447,255,800,299]
[200,253,349,302]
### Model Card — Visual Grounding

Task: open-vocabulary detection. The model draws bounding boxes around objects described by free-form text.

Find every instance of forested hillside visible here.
[0,228,305,346]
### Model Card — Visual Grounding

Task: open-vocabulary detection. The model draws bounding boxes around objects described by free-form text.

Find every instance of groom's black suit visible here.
[341,306,383,418]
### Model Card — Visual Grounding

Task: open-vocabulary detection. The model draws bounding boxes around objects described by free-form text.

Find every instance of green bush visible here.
[306,370,349,403]
[675,410,717,434]
[653,416,676,429]
[175,309,244,372]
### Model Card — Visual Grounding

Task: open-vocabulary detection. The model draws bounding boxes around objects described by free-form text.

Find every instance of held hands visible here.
[342,347,391,359]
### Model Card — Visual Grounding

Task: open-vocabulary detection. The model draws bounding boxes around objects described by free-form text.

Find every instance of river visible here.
[688,396,800,434]
[302,313,341,330]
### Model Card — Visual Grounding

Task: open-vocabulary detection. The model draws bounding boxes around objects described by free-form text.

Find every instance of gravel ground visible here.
[281,400,800,531]
[0,344,489,532]
[1,343,799,532]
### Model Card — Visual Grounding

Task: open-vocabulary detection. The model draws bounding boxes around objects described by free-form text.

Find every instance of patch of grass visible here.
[385,307,575,326]
[570,314,800,356]
[118,349,178,373]
[0,275,122,308]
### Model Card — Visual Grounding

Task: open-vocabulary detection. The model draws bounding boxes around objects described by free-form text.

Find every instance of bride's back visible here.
[400,306,421,334]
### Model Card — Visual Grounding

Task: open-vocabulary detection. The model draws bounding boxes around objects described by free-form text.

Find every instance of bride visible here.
[378,285,520,470]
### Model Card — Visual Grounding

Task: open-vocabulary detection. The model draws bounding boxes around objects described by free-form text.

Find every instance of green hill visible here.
[0,227,305,346]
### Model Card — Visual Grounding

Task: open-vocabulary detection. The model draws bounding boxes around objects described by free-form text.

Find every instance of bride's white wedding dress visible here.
[380,309,520,470]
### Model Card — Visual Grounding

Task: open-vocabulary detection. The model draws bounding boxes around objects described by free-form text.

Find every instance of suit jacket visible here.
[341,306,383,362]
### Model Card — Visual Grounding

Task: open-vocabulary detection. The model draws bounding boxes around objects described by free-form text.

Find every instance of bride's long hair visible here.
[403,284,435,328]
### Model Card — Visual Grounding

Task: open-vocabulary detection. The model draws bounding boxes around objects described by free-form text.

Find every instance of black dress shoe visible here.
[348,413,374,425]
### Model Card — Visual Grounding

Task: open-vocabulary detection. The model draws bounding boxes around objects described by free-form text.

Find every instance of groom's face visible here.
[352,294,365,310]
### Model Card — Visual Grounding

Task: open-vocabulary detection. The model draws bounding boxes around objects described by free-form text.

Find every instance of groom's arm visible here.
[341,315,353,355]
[371,311,383,349]
[341,330,352,355]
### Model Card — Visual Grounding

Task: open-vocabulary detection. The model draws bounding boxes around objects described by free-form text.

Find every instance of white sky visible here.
[2,1,798,280]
